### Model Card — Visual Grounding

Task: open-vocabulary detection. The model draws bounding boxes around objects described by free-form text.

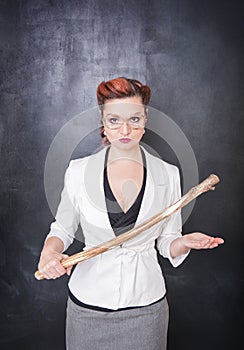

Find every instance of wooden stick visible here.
[35,174,220,280]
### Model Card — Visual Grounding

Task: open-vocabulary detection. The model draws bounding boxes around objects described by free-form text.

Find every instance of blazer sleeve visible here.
[156,166,190,267]
[44,161,80,252]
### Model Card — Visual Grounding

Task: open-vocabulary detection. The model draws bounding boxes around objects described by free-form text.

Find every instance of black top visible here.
[68,146,165,311]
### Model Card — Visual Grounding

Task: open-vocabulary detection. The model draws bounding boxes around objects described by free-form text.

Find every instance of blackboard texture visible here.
[0,0,243,349]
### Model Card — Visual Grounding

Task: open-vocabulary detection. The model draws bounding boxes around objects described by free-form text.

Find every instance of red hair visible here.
[96,77,151,145]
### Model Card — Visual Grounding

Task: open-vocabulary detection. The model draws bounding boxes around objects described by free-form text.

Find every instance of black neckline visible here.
[104,146,147,215]
[103,146,147,237]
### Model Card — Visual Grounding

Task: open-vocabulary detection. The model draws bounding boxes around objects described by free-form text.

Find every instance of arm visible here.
[157,166,224,266]
[38,162,80,279]
[156,166,190,267]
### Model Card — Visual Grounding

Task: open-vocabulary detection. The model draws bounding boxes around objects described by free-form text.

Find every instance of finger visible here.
[41,262,63,279]
[197,238,212,247]
[62,254,69,260]
[48,268,64,279]
[51,254,68,275]
[193,238,214,249]
[206,237,224,248]
[66,266,72,276]
[201,237,224,249]
[38,265,51,279]
[42,270,55,280]
[209,243,219,249]
[203,237,215,247]
[214,237,224,244]
[53,263,67,276]
[50,268,64,278]
[210,240,224,248]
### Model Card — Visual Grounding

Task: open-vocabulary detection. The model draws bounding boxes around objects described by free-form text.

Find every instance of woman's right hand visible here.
[38,249,72,280]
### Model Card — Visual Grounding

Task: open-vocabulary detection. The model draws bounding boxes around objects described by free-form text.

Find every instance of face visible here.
[102,95,148,151]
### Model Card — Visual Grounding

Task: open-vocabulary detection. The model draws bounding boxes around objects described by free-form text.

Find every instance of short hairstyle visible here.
[96,77,151,145]
[96,77,151,110]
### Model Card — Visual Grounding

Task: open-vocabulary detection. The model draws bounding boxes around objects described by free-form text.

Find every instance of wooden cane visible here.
[35,174,220,280]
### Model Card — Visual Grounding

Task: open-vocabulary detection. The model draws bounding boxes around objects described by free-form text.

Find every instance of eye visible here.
[108,117,119,124]
[130,115,142,123]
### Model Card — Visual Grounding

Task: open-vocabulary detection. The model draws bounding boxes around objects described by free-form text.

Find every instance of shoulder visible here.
[68,147,106,171]
[69,156,89,169]
[66,147,107,184]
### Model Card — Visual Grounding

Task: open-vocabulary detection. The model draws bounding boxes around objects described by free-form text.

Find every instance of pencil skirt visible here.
[65,296,169,350]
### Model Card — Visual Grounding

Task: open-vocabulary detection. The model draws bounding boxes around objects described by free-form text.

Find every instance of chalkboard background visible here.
[0,0,243,349]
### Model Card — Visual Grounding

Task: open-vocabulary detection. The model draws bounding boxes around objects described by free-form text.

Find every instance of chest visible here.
[106,161,144,213]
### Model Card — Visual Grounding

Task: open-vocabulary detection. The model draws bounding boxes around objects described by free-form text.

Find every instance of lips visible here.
[119,138,131,143]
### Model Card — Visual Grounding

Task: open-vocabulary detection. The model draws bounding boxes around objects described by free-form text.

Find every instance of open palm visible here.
[182,232,224,250]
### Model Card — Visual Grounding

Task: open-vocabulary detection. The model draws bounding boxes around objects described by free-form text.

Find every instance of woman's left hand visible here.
[181,232,224,250]
[170,232,224,258]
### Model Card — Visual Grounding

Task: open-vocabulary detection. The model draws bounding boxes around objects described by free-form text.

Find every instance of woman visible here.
[37,77,224,350]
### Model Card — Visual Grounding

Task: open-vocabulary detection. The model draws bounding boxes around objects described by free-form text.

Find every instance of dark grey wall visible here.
[0,0,243,349]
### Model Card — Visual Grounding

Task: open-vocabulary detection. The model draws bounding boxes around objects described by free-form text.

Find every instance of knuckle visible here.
[50,260,58,267]
[58,269,65,276]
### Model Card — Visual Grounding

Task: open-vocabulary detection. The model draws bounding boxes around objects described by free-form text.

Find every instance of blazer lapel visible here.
[135,145,168,226]
[82,146,116,239]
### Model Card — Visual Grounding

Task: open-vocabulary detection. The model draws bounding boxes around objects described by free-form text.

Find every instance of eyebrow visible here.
[105,112,144,117]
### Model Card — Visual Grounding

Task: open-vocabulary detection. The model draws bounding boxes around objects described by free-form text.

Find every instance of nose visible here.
[119,121,131,136]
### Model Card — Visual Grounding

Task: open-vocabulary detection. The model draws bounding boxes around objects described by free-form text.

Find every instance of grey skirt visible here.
[66,296,169,350]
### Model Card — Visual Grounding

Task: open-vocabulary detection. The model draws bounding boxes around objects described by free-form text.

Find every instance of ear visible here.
[99,109,104,124]
[145,107,149,116]
[99,106,103,116]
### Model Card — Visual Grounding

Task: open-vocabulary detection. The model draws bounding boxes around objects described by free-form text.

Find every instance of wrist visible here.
[170,237,190,258]
[178,237,191,255]
[42,237,64,255]
[41,246,58,257]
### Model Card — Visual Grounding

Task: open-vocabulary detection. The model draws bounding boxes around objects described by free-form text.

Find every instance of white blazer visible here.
[45,145,189,309]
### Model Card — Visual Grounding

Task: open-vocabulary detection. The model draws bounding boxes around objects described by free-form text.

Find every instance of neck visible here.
[108,144,142,164]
